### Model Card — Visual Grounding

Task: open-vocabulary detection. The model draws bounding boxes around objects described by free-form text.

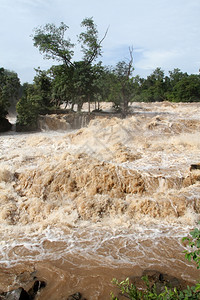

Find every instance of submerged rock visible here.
[28,280,46,299]
[0,287,29,300]
[67,292,86,300]
[0,280,46,300]
[130,269,187,293]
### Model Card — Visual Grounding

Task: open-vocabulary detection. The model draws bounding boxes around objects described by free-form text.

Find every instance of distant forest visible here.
[1,17,200,130]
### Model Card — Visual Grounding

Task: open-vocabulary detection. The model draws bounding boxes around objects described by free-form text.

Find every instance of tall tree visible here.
[112,47,134,115]
[140,67,166,102]
[16,70,52,129]
[32,17,107,110]
[171,74,200,102]
[32,17,107,66]
[0,68,20,119]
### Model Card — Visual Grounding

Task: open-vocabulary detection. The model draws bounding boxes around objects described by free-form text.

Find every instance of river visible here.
[0,102,200,299]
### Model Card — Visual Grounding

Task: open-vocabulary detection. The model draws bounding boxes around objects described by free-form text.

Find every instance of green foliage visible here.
[129,68,200,103]
[32,22,74,66]
[170,75,200,102]
[50,64,74,107]
[31,17,106,111]
[138,68,167,102]
[16,71,52,128]
[33,68,52,111]
[16,83,40,128]
[111,277,200,299]
[111,227,200,299]
[106,49,134,113]
[0,68,20,119]
[182,226,200,269]
[78,17,103,64]
[32,17,104,67]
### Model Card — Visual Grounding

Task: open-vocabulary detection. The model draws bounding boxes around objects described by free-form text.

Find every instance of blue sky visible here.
[0,0,200,83]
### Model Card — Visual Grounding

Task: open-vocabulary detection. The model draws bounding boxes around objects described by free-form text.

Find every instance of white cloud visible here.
[135,49,181,70]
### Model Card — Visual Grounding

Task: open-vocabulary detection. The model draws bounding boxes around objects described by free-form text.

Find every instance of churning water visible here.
[0,102,200,299]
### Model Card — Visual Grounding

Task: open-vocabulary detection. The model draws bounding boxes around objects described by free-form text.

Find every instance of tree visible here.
[32,17,107,66]
[168,68,188,86]
[32,22,75,67]
[0,68,20,120]
[49,61,104,111]
[32,17,107,110]
[110,47,134,115]
[33,68,52,111]
[16,83,39,129]
[169,74,200,102]
[140,68,167,102]
[50,64,75,108]
[16,70,52,129]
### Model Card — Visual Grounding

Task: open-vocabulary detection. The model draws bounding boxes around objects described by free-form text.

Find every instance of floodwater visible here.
[0,102,200,299]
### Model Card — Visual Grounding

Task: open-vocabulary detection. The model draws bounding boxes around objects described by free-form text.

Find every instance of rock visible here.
[0,280,46,300]
[130,269,186,294]
[190,164,200,171]
[0,287,29,300]
[67,292,82,300]
[28,280,46,299]
[0,118,12,132]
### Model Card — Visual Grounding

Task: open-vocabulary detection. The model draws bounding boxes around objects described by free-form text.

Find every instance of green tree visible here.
[16,83,39,129]
[107,47,134,114]
[50,61,104,111]
[16,71,52,129]
[32,17,107,110]
[32,17,107,66]
[168,68,188,86]
[140,68,166,102]
[0,68,20,119]
[32,22,75,67]
[33,68,52,111]
[170,74,200,102]
[50,64,75,108]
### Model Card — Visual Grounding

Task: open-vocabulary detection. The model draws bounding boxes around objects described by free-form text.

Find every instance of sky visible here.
[0,0,200,84]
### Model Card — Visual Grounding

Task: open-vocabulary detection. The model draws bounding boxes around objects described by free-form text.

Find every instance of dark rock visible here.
[0,287,29,300]
[28,281,46,299]
[67,292,82,300]
[190,164,200,171]
[158,273,164,282]
[130,269,187,294]
[0,118,12,132]
[0,280,46,300]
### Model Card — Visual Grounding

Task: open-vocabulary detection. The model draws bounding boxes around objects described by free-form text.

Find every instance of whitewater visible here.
[0,102,200,299]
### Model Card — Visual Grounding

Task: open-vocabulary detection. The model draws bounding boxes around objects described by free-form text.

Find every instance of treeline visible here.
[1,65,200,126]
[1,17,200,131]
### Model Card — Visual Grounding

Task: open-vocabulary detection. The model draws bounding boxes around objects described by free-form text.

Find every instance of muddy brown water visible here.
[0,102,200,299]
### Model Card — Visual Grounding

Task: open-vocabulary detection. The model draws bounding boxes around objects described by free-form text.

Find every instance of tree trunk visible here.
[88,97,91,113]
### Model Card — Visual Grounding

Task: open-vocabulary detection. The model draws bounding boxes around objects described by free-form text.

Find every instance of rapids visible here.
[0,102,200,299]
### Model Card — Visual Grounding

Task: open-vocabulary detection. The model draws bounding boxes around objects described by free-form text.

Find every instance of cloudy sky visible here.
[0,0,200,83]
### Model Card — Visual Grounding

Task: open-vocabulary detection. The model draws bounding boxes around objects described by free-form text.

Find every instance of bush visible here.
[111,277,200,299]
[111,227,200,299]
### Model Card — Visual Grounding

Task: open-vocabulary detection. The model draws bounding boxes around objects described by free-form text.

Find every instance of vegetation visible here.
[111,277,200,299]
[0,67,20,120]
[1,17,200,130]
[183,227,200,270]
[111,227,200,299]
